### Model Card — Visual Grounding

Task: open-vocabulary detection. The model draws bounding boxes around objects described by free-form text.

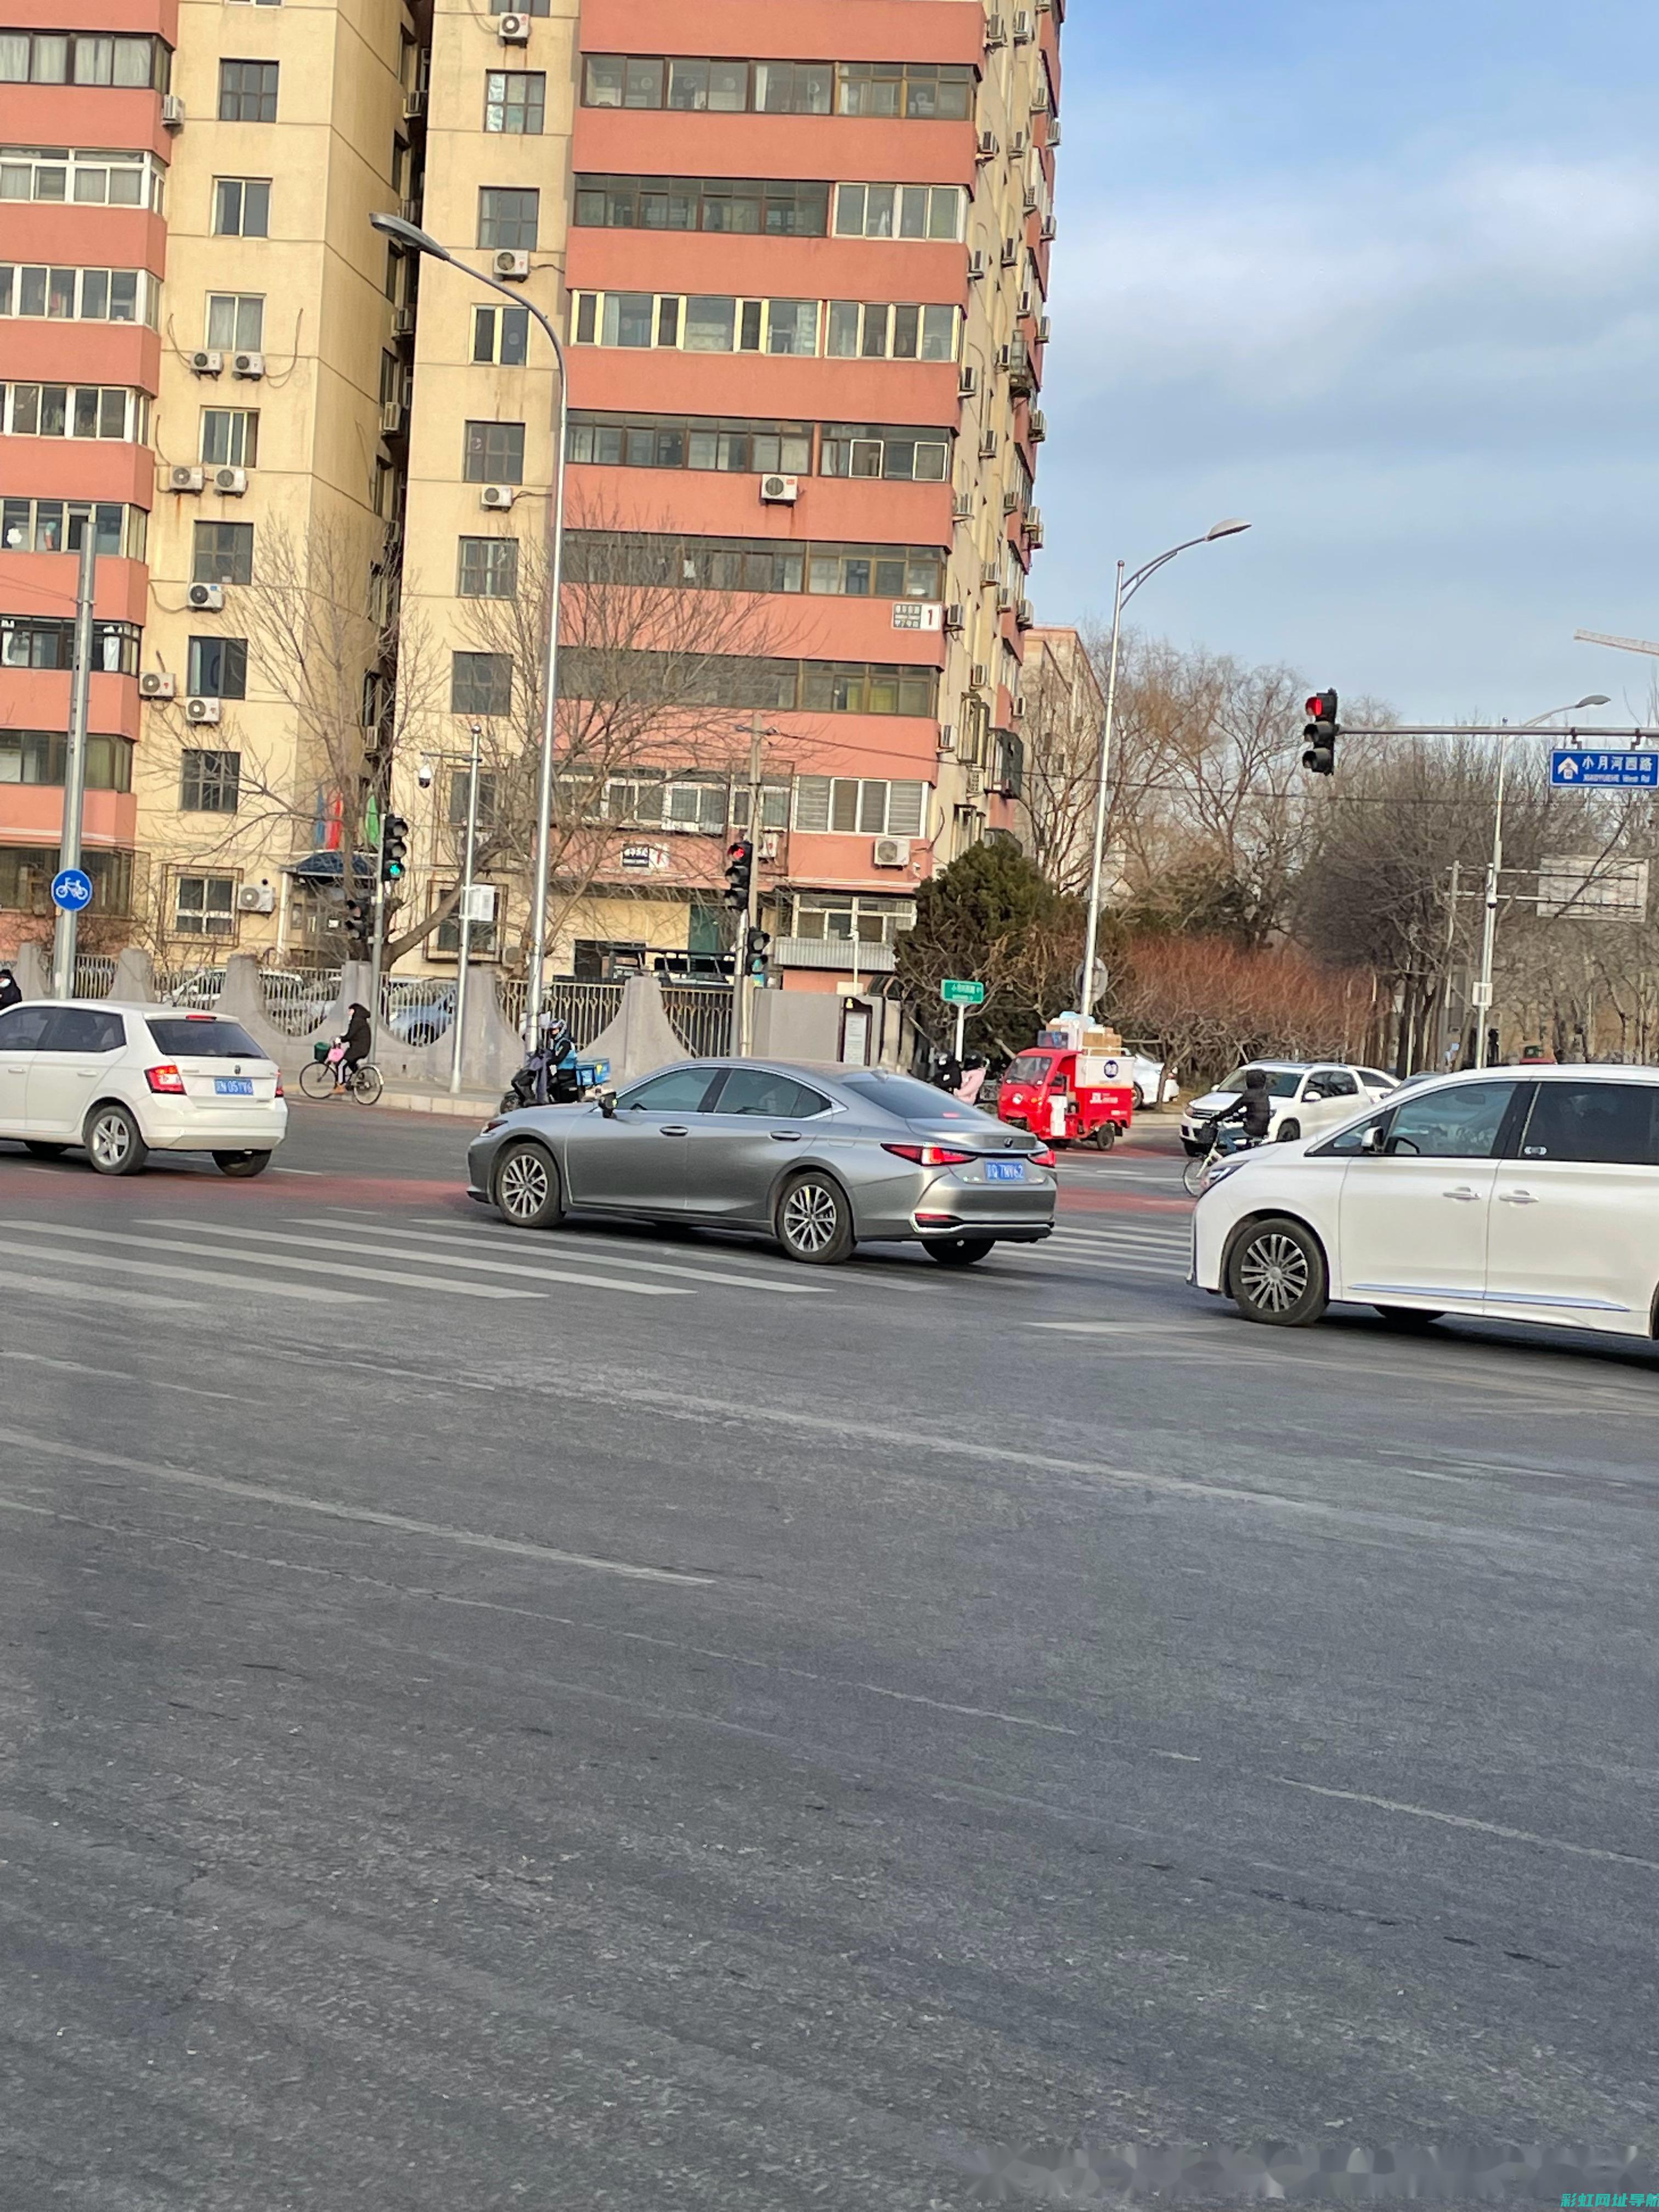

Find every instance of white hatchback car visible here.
[0,1000,286,1176]
[1181,1061,1396,1153]
[1194,1064,1659,1338]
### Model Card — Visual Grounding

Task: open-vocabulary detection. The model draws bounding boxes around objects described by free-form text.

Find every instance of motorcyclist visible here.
[1205,1066,1272,1147]
[505,1014,580,1110]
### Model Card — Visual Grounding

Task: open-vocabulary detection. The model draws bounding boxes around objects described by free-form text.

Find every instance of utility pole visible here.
[450,718,483,1096]
[368,800,388,1043]
[732,716,764,1060]
[51,512,97,999]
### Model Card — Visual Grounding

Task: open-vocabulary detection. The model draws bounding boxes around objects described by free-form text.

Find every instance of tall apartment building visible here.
[1,0,410,961]
[2,0,1065,988]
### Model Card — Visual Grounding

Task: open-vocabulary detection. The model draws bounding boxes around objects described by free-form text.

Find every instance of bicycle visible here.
[1182,1120,1261,1197]
[298,1052,383,1105]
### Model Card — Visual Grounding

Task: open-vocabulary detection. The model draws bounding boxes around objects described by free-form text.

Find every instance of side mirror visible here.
[1361,1124,1385,1153]
[599,1091,617,1119]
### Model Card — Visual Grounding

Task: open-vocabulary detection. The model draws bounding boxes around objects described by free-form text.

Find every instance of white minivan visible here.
[1193,1065,1659,1337]
[0,1000,285,1176]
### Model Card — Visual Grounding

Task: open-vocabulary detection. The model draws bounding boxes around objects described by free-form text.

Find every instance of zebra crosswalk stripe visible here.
[296,1215,833,1295]
[0,1230,375,1305]
[137,1219,686,1297]
[3,1220,534,1301]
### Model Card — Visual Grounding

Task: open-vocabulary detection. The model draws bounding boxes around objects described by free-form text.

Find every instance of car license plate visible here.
[986,1159,1025,1182]
[215,1077,254,1096]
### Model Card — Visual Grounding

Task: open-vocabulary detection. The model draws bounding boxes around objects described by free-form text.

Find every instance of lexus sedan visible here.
[466,1059,1057,1266]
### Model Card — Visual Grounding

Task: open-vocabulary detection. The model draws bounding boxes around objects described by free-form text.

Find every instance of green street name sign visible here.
[940,978,986,1007]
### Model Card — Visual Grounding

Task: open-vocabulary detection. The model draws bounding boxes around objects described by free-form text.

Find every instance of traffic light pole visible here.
[368,811,388,1044]
[450,718,483,1097]
[50,515,97,1000]
[732,719,764,1060]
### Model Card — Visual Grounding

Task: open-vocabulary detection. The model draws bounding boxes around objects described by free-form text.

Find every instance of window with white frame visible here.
[0,265,155,324]
[0,383,147,441]
[212,176,270,235]
[833,183,966,241]
[205,292,264,348]
[173,872,237,936]
[817,424,950,482]
[200,408,259,466]
[472,303,529,364]
[1,500,145,560]
[0,30,170,88]
[793,777,928,837]
[571,291,821,356]
[0,146,163,209]
[788,893,917,944]
[823,301,958,362]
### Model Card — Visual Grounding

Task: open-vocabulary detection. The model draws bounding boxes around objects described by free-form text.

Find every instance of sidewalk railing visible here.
[154,964,224,1008]
[261,967,340,1036]
[496,976,624,1048]
[381,975,456,1044]
[73,954,117,997]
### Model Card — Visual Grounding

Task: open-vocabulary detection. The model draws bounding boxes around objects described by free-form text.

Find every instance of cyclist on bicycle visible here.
[339,1000,371,1081]
[1205,1066,1273,1148]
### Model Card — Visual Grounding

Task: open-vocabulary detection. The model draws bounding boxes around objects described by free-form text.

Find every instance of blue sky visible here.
[1040,1,1659,724]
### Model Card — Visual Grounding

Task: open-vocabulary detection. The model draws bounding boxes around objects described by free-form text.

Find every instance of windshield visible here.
[843,1073,991,1122]
[1002,1054,1053,1085]
[144,1017,266,1060]
[1217,1066,1301,1099]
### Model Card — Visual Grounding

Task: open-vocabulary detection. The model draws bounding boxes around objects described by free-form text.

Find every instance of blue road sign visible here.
[1551,748,1659,788]
[49,867,94,912]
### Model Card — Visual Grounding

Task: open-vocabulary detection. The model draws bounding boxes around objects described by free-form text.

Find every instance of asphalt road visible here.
[2,1103,1655,2208]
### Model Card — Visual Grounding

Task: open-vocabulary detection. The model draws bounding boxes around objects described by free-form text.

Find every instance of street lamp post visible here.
[370,211,567,1045]
[1472,694,1609,1069]
[1077,521,1250,1024]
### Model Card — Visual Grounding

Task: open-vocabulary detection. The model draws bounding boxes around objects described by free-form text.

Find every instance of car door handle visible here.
[658,1124,689,1137]
[1498,1190,1537,1205]
[1442,1186,1482,1201]
[769,1130,802,1142]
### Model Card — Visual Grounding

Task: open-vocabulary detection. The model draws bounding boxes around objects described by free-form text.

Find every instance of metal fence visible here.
[662,985,732,1058]
[261,967,340,1037]
[381,975,455,1045]
[496,976,625,1048]
[73,954,117,997]
[154,964,223,1008]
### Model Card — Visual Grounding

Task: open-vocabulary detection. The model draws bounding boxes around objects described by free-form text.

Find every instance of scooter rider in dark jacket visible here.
[1207,1066,1273,1145]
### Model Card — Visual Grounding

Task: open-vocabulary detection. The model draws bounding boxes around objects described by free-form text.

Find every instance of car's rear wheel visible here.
[1131,1085,1145,1111]
[23,1140,66,1159]
[1374,1305,1444,1329]
[1091,1124,1117,1150]
[84,1102,148,1177]
[775,1171,854,1265]
[493,1140,563,1230]
[215,1150,271,1178]
[925,1235,995,1267]
[1228,1216,1328,1327]
[1277,1119,1301,1142]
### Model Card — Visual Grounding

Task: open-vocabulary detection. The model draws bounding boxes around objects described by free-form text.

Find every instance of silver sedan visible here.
[465,1059,1057,1266]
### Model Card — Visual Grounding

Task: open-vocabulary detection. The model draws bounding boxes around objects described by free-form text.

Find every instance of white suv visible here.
[1194,1064,1659,1337]
[0,1000,286,1176]
[1181,1061,1395,1153]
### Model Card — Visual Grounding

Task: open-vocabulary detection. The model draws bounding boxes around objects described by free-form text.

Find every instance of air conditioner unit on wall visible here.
[760,473,798,505]
[160,93,184,129]
[873,837,911,868]
[138,671,176,700]
[231,351,264,379]
[403,88,426,119]
[480,483,517,510]
[185,696,222,725]
[496,11,531,41]
[167,465,205,494]
[187,582,224,612]
[213,466,247,496]
[393,304,417,337]
[190,350,222,377]
[492,249,529,279]
[985,16,1008,48]
[957,364,979,398]
[237,882,276,915]
[975,129,998,162]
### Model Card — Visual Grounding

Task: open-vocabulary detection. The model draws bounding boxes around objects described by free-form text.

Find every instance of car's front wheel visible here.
[215,1150,271,1178]
[775,1171,854,1265]
[1276,1119,1301,1142]
[924,1235,994,1267]
[1228,1216,1328,1327]
[493,1139,563,1230]
[84,1102,148,1177]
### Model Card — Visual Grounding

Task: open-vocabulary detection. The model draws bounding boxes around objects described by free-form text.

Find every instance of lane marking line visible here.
[1273,1774,1659,1874]
[0,1234,374,1306]
[0,1221,535,1302]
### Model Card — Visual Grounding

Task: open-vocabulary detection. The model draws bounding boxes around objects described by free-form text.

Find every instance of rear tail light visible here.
[274,1082,284,1098]
[1032,1147,1056,1167]
[883,1143,979,1166]
[145,1064,185,1094]
[483,1116,506,1132]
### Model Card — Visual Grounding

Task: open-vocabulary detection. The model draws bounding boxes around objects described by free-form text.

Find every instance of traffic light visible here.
[1302,689,1340,776]
[381,811,409,881]
[743,925,771,977]
[723,837,753,911]
[343,895,368,950]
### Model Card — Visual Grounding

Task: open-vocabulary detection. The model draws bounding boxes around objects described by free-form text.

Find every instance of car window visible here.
[0,1005,53,1051]
[1360,1069,1396,1088]
[1316,1069,1358,1097]
[145,1017,264,1059]
[41,1008,125,1053]
[1003,1054,1052,1085]
[842,1073,982,1121]
[712,1069,832,1119]
[1316,1110,1390,1158]
[1519,1080,1659,1166]
[617,1066,719,1113]
[1218,1068,1301,1099]
[1383,1081,1517,1158]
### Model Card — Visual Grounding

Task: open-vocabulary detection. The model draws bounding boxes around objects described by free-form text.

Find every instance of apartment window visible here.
[488,0,549,11]
[819,423,950,482]
[179,748,242,812]
[834,183,966,242]
[484,70,544,134]
[213,177,270,236]
[472,304,529,365]
[457,537,518,598]
[186,636,247,699]
[0,266,152,324]
[2,616,140,675]
[0,729,132,790]
[1,500,144,560]
[174,873,237,936]
[463,420,525,482]
[565,531,945,601]
[794,776,928,836]
[447,770,501,830]
[0,384,146,441]
[193,522,255,585]
[580,55,839,115]
[200,409,259,467]
[477,187,539,250]
[218,59,278,120]
[452,652,512,716]
[572,291,820,357]
[205,293,264,349]
[558,653,937,721]
[0,148,163,210]
[788,893,915,944]
[573,174,831,239]
[996,730,1025,800]
[801,665,938,718]
[836,63,973,119]
[0,31,170,89]
[825,302,959,362]
[567,411,814,476]
[0,844,131,913]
